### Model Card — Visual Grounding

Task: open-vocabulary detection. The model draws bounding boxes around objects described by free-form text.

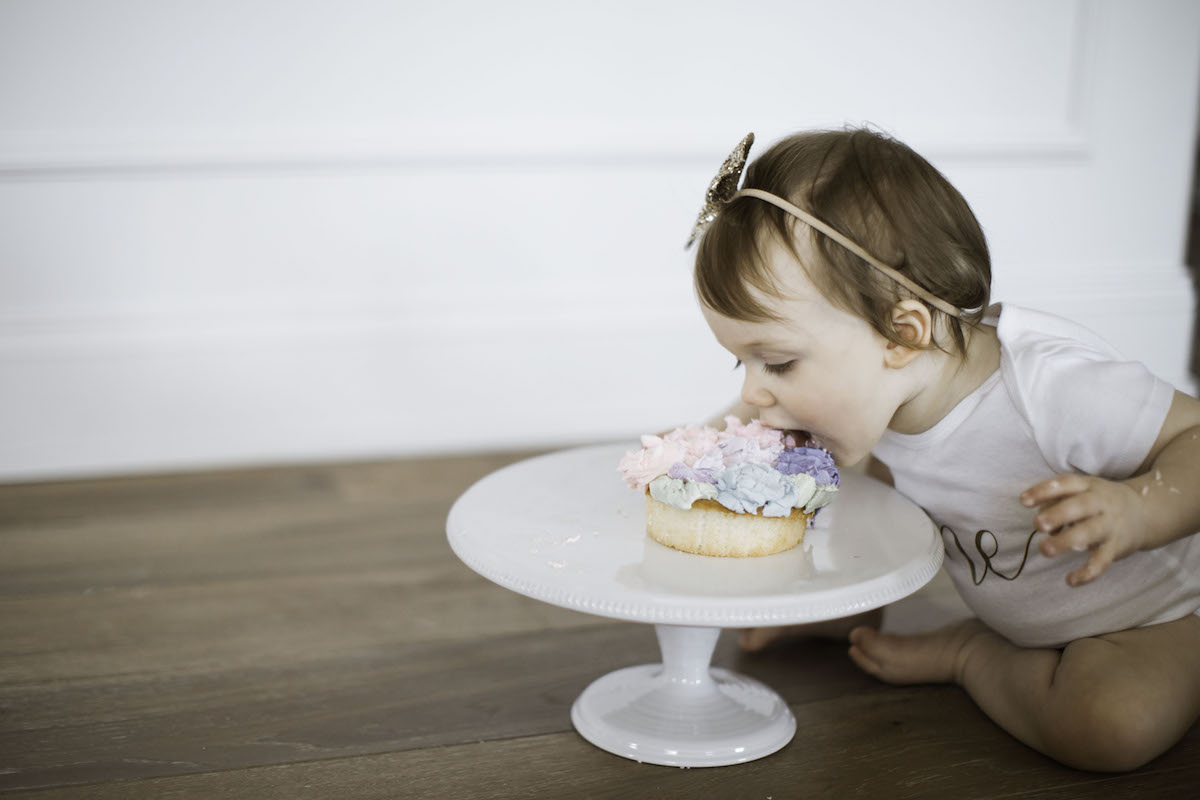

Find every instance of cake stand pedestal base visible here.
[570,624,795,768]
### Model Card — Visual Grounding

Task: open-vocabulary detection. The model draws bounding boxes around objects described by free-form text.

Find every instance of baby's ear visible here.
[883,299,932,369]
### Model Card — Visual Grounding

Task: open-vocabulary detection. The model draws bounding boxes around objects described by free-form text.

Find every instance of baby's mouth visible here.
[785,429,817,448]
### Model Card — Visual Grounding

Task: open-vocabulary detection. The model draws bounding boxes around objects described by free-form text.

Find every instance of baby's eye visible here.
[733,359,743,370]
[762,360,796,376]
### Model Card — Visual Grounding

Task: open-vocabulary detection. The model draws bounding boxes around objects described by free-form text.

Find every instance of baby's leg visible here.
[739,608,883,651]
[849,614,1200,771]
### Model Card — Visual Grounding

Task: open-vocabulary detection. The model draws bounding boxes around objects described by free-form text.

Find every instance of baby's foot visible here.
[740,609,884,652]
[848,618,988,685]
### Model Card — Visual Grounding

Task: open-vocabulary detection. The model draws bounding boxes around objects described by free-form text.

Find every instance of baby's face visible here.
[701,234,909,467]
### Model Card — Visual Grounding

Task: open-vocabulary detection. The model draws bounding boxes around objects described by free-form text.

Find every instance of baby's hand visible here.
[1020,474,1147,587]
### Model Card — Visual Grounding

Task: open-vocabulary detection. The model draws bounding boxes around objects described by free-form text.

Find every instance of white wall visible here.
[1,0,1198,481]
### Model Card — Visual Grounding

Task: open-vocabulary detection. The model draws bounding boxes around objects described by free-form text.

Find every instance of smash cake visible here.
[618,417,839,557]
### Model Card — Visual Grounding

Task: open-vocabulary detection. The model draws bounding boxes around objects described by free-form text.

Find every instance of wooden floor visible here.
[2,451,1199,798]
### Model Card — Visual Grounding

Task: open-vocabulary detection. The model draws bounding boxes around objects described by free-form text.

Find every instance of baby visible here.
[688,129,1200,771]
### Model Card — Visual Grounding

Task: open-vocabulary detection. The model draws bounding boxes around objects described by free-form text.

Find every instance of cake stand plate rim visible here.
[446,442,944,627]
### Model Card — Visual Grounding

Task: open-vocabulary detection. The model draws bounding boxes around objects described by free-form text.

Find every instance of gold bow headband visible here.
[686,132,963,319]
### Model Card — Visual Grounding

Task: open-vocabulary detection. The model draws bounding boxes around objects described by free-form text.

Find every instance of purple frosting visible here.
[666,449,723,484]
[774,447,840,486]
[668,461,718,484]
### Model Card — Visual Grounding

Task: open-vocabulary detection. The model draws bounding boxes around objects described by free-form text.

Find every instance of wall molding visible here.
[1,280,1193,485]
[0,125,1098,180]
[0,260,1191,360]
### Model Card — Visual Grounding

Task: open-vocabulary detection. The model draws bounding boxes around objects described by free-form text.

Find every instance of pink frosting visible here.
[618,434,687,490]
[619,419,795,489]
[717,417,784,466]
[663,424,721,464]
[719,416,788,449]
[718,436,780,467]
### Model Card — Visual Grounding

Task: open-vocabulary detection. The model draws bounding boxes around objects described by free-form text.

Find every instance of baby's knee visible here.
[1047,690,1172,772]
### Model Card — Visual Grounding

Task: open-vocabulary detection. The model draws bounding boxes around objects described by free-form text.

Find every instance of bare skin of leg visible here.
[847,614,1200,772]
[739,608,884,651]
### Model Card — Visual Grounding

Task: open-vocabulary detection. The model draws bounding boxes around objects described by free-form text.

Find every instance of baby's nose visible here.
[741,378,775,409]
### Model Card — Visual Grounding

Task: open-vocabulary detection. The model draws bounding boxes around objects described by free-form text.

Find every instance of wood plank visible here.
[9,687,1198,800]
[8,608,1197,794]
[0,566,605,683]
[0,451,543,597]
[3,451,1198,796]
[0,499,612,686]
[0,450,613,791]
[0,619,900,791]
[0,623,638,792]
[0,450,542,522]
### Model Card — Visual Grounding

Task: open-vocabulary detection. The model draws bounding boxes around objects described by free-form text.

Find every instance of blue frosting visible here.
[715,462,797,518]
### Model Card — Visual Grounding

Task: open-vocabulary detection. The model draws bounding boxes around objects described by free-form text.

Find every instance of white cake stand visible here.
[446,443,942,768]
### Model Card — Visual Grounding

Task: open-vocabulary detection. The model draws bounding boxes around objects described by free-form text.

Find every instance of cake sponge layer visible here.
[645,495,809,557]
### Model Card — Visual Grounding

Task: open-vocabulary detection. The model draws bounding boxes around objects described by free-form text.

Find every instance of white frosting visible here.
[648,474,718,510]
[785,472,817,510]
[804,483,838,513]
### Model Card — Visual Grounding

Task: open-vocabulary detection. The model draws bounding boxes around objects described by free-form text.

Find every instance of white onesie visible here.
[872,304,1199,648]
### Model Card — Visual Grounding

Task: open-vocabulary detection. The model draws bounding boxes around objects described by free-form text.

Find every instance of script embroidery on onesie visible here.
[942,525,1040,585]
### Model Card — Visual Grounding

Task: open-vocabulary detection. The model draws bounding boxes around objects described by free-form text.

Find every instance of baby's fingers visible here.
[1038,514,1118,586]
[1066,538,1119,587]
[1021,474,1090,508]
[1039,514,1105,558]
[1033,491,1103,541]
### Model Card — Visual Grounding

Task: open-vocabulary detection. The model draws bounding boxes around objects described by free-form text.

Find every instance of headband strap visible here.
[733,188,963,319]
[687,132,963,320]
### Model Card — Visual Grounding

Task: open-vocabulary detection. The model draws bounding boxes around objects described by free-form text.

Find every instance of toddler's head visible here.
[694,128,991,356]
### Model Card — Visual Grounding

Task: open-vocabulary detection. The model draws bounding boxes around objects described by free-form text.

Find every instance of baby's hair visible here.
[694,127,991,355]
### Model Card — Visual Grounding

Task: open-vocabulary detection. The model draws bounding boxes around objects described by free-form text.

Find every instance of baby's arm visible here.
[1021,390,1200,586]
